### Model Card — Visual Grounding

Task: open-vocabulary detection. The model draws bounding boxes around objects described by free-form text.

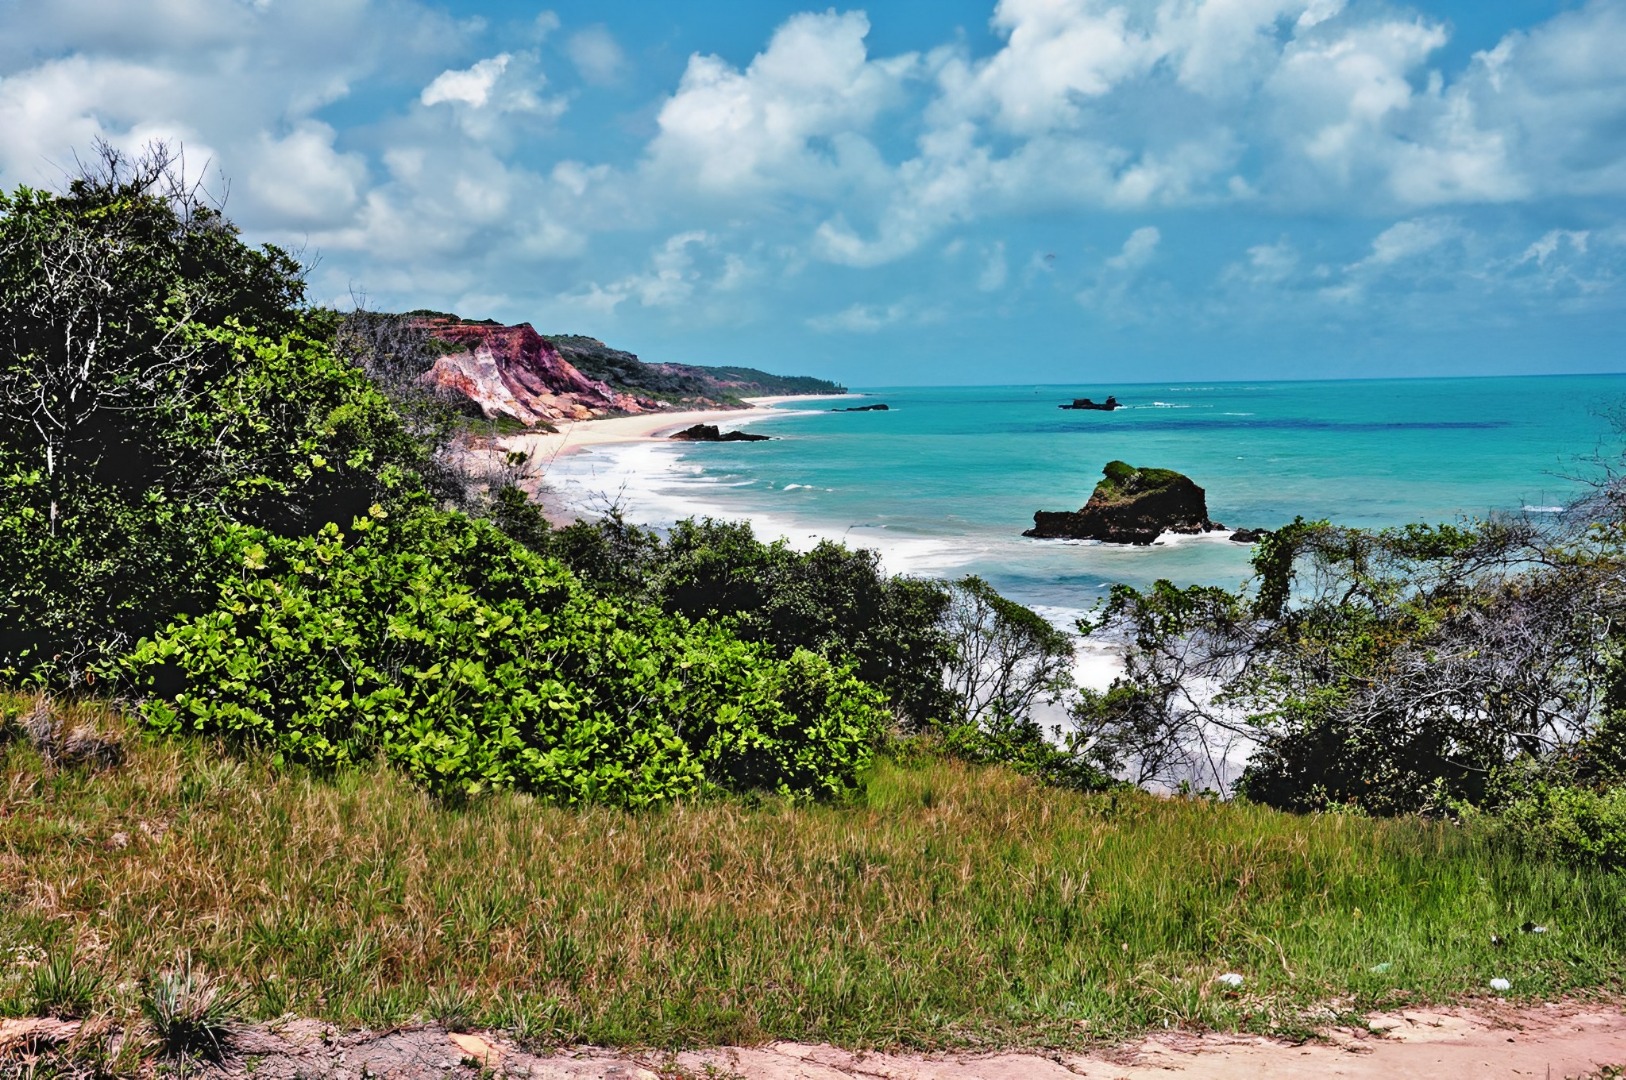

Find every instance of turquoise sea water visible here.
[541,375,1626,619]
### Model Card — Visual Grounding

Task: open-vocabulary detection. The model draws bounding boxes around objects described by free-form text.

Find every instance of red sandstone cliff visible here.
[415,317,652,425]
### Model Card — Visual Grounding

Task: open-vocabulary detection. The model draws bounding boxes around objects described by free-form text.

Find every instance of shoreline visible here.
[502,392,855,468]
[497,393,853,526]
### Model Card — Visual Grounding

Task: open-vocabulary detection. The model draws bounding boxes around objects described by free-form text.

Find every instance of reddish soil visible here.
[5,1001,1624,1079]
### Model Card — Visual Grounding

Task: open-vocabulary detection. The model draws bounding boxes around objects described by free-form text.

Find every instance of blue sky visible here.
[2,0,1622,385]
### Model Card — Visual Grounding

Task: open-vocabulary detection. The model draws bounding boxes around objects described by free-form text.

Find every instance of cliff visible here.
[1025,461,1221,545]
[414,317,647,425]
[409,314,843,427]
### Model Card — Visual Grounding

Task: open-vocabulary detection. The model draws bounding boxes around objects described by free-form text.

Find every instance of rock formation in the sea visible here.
[1060,396,1120,411]
[1229,527,1270,544]
[668,424,772,443]
[1025,461,1223,545]
[833,403,889,412]
[416,316,648,425]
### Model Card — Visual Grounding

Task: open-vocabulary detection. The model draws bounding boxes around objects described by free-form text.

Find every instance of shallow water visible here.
[540,374,1625,619]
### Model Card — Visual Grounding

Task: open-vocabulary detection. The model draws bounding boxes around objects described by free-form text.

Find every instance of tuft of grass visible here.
[426,984,479,1032]
[3,690,1625,1052]
[29,952,102,1019]
[141,959,240,1061]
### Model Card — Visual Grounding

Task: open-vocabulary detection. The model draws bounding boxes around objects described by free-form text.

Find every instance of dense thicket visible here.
[121,509,883,802]
[0,147,889,802]
[488,493,1110,788]
[0,146,425,674]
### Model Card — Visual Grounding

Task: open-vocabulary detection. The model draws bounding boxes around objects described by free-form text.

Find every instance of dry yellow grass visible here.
[3,696,1624,1050]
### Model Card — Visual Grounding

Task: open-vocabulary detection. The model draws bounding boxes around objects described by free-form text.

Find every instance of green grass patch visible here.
[2,697,1622,1051]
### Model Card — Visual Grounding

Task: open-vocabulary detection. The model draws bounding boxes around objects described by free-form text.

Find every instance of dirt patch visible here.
[7,1003,1624,1080]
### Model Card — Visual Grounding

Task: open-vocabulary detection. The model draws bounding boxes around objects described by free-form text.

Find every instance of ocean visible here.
[538,374,1626,624]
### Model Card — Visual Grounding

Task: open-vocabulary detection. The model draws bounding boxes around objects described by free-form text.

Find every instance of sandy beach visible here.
[499,393,853,471]
[492,393,854,525]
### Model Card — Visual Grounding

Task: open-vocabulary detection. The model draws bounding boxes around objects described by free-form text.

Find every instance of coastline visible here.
[499,392,853,525]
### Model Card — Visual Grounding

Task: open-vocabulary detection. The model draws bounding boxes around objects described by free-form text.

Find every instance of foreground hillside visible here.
[5,697,1623,1062]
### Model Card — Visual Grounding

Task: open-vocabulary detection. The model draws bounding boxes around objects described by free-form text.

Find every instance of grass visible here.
[1,695,1623,1052]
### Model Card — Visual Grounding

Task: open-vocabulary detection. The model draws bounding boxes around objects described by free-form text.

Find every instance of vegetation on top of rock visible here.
[1027,462,1216,544]
[1096,461,1190,501]
[543,340,846,403]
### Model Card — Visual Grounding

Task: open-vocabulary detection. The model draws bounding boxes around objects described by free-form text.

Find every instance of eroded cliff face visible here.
[416,318,652,425]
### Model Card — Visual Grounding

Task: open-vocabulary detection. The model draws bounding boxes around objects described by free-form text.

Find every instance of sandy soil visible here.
[487,394,854,526]
[8,1002,1624,1079]
[501,394,854,471]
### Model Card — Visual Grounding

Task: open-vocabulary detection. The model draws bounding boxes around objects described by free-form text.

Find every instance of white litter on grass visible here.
[1216,973,1244,989]
[1490,978,1512,992]
[1368,962,1392,973]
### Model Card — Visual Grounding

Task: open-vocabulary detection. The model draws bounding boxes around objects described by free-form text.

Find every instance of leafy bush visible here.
[121,507,886,804]
[503,511,958,729]
[1492,784,1626,870]
[1086,513,1626,809]
[939,715,1112,791]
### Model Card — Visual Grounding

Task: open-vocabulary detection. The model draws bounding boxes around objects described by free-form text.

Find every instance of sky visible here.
[1,0,1623,385]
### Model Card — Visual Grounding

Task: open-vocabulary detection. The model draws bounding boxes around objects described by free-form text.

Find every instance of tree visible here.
[0,143,302,535]
[1079,510,1626,811]
[941,575,1075,728]
[0,143,424,676]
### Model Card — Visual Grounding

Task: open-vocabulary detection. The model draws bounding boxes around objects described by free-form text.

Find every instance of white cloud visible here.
[1521,229,1589,267]
[422,54,510,108]
[242,121,367,228]
[563,232,756,317]
[646,10,916,198]
[806,299,944,333]
[1107,226,1162,270]
[1077,225,1166,316]
[977,242,1008,291]
[566,25,626,86]
[1350,217,1459,271]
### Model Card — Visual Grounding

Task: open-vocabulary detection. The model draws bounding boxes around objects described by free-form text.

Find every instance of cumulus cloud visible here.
[562,231,757,320]
[422,54,511,108]
[646,10,916,198]
[1107,226,1162,270]
[2,0,1622,353]
[1077,225,1167,316]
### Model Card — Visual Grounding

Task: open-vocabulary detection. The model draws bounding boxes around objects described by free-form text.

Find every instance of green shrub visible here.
[120,507,886,804]
[507,514,958,730]
[1496,784,1626,870]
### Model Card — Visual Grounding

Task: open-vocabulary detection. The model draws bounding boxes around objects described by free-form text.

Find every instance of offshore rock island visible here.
[1025,460,1223,544]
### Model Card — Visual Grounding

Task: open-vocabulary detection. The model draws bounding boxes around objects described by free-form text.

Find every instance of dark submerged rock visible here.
[668,424,771,442]
[1060,396,1120,411]
[1025,461,1221,545]
[1229,527,1271,544]
[833,403,889,412]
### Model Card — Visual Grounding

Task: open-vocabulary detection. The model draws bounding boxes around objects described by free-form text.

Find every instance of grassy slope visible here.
[3,699,1623,1051]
